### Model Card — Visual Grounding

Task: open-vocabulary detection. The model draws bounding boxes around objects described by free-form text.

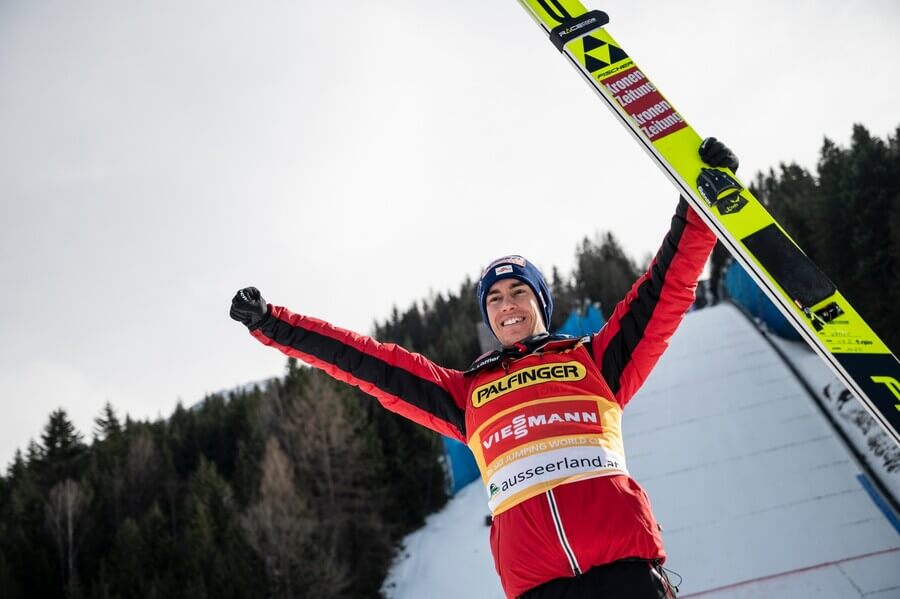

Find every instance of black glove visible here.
[230,287,268,330]
[699,137,739,172]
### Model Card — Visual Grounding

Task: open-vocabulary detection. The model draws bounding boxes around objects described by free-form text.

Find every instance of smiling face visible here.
[485,279,548,347]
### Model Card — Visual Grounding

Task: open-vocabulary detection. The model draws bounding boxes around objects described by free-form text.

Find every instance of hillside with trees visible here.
[1,124,895,598]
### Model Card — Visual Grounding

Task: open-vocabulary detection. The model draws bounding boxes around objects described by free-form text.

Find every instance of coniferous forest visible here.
[1,125,897,598]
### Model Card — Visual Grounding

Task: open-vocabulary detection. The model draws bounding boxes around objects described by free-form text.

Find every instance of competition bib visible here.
[467,395,628,515]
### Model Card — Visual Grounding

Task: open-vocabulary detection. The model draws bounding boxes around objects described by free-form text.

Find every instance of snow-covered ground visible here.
[765,332,900,503]
[381,480,501,599]
[383,304,900,598]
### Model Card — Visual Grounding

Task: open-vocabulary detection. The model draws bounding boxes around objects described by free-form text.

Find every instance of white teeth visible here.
[502,317,524,326]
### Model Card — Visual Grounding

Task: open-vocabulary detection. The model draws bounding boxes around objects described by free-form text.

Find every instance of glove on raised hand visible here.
[699,137,739,172]
[230,287,268,330]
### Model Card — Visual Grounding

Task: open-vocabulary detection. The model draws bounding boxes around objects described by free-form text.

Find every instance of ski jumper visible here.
[248,198,715,598]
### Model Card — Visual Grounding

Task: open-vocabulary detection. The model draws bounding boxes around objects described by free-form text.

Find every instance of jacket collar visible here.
[464,333,584,376]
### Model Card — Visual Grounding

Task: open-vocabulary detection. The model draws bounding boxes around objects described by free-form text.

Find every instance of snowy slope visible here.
[381,481,501,599]
[382,304,900,598]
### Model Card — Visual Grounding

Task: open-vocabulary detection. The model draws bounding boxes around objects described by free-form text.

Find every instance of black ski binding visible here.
[697,168,748,215]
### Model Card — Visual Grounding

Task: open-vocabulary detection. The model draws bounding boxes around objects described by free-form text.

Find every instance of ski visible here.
[514,0,900,446]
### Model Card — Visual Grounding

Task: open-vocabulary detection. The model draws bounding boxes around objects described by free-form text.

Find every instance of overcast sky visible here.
[1,0,898,468]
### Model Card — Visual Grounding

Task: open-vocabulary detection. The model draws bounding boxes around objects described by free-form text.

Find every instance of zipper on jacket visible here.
[545,489,582,576]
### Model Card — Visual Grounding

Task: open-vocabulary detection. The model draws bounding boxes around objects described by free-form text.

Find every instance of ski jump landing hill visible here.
[383,303,900,599]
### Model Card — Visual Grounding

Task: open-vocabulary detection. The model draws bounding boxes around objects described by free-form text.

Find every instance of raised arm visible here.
[591,138,738,406]
[230,288,469,442]
[592,198,715,406]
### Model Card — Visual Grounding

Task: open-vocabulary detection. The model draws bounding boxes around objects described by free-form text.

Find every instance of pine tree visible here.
[38,409,85,486]
[1,448,56,597]
[108,518,143,597]
[92,403,121,442]
[139,503,176,596]
[574,232,642,318]
[183,458,258,599]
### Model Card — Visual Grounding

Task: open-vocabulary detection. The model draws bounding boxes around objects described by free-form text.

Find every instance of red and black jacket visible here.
[248,199,715,598]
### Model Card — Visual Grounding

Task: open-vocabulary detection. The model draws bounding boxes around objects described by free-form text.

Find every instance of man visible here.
[231,138,738,598]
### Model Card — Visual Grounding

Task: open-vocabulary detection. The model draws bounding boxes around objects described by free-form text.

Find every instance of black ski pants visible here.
[520,559,677,599]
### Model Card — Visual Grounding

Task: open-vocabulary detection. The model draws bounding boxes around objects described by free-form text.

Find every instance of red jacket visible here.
[249,200,715,598]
